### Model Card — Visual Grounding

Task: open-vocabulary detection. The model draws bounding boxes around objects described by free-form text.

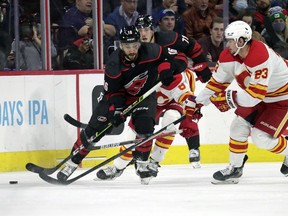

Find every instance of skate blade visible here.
[211,179,239,185]
[191,162,201,169]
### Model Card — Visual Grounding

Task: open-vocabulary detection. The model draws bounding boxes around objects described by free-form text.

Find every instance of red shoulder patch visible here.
[244,41,268,67]
[218,49,241,64]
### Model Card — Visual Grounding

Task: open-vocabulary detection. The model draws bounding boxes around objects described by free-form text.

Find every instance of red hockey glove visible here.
[192,62,212,83]
[108,105,126,127]
[193,103,203,122]
[182,95,197,118]
[210,90,238,112]
[179,118,199,138]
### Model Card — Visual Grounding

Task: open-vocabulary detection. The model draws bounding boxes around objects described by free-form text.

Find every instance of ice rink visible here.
[1,162,287,216]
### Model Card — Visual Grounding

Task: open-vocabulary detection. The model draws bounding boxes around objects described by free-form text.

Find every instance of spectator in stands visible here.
[62,37,94,69]
[209,0,223,17]
[7,22,57,70]
[0,21,12,70]
[184,0,194,9]
[182,0,217,41]
[271,1,288,14]
[237,9,266,42]
[103,0,150,19]
[58,0,93,49]
[254,0,272,33]
[229,0,249,22]
[261,11,288,58]
[198,17,224,67]
[155,9,176,32]
[103,0,139,62]
[0,0,10,32]
[104,0,139,40]
[247,0,257,10]
[152,0,185,34]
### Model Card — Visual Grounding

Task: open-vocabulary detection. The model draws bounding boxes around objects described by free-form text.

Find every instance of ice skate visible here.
[147,158,160,177]
[189,149,201,168]
[96,166,124,180]
[212,154,248,185]
[135,160,153,185]
[57,159,78,181]
[280,156,288,176]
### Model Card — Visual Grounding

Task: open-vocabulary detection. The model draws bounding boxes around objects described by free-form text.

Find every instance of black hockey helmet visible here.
[119,25,140,43]
[135,15,153,29]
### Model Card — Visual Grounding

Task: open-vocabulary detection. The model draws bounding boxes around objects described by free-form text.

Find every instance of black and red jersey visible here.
[104,42,187,108]
[154,31,212,82]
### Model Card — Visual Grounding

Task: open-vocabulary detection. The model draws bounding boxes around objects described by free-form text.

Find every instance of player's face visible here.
[137,27,154,42]
[225,39,237,55]
[121,42,141,61]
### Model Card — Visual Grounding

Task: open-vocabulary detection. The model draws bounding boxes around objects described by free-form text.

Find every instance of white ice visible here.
[0,162,287,216]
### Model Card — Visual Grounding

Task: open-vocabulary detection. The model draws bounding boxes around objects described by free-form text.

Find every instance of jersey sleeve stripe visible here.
[265,83,288,97]
[206,77,230,93]
[246,83,268,100]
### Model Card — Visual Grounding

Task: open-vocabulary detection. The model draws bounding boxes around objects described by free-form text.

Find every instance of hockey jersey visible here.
[197,40,288,107]
[157,68,196,106]
[154,31,212,82]
[104,42,187,108]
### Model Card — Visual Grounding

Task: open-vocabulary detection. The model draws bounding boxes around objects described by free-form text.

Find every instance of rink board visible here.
[0,71,286,171]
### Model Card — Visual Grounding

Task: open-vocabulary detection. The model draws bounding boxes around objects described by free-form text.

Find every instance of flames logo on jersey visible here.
[125,71,148,95]
[236,69,251,89]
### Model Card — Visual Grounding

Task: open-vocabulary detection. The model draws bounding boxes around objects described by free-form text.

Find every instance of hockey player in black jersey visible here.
[57,25,191,182]
[133,15,213,168]
[136,15,211,166]
[96,16,211,184]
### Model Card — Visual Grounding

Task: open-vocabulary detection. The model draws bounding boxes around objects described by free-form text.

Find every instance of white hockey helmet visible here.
[225,21,252,55]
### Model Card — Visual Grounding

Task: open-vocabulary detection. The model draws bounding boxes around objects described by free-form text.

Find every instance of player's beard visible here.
[126,53,138,61]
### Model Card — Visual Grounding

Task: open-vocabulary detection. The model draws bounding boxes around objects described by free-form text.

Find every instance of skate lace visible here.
[148,159,160,172]
[103,166,118,176]
[220,165,234,175]
[136,161,149,172]
[61,162,77,176]
[189,149,200,158]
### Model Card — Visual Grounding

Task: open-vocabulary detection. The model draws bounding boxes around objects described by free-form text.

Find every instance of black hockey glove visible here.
[159,69,175,87]
[193,62,212,83]
[108,105,126,127]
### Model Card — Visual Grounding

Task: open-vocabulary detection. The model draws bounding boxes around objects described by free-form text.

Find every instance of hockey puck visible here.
[9,181,18,184]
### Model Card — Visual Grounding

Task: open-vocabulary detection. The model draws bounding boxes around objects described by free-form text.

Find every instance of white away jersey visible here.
[157,68,196,106]
[197,40,288,107]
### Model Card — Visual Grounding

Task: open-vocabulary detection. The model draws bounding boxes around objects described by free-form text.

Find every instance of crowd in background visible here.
[0,0,287,71]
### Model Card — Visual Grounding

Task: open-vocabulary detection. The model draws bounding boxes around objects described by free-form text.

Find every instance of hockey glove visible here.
[179,118,199,138]
[159,67,175,87]
[192,62,212,83]
[179,96,202,137]
[210,90,238,112]
[108,105,126,127]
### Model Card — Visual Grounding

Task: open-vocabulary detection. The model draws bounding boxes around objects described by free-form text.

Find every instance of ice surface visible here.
[0,163,287,216]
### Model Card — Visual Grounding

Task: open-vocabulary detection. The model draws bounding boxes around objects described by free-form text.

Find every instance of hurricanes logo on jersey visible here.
[125,71,148,95]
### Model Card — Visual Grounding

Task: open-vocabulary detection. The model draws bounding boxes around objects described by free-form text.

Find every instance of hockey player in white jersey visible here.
[195,20,288,183]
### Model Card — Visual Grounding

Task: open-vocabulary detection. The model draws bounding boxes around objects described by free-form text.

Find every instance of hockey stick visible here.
[25,138,141,175]
[64,113,87,128]
[26,82,162,175]
[38,115,185,185]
